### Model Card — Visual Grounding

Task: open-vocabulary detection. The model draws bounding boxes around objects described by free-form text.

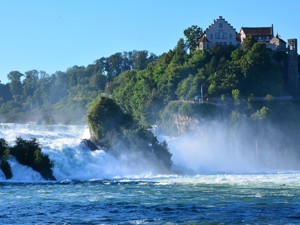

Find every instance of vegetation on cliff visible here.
[87,97,172,171]
[0,138,55,180]
[0,138,12,179]
[111,35,294,127]
[160,101,226,134]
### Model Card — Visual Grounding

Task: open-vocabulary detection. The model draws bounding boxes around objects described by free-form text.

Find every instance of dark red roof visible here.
[241,27,273,36]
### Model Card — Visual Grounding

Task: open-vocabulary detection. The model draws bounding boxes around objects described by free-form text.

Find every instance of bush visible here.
[10,138,55,180]
[0,138,9,157]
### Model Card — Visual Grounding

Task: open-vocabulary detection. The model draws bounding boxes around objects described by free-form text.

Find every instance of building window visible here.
[219,23,223,28]
[229,33,232,39]
[210,34,213,40]
[216,30,226,39]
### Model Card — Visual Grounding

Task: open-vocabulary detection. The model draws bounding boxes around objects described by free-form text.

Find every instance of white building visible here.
[199,17,287,52]
[198,16,239,50]
[240,26,273,43]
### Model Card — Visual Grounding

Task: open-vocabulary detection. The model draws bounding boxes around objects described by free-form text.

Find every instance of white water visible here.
[1,123,300,182]
[0,123,171,182]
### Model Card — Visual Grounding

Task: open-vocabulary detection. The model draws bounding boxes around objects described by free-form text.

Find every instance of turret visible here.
[287,39,299,96]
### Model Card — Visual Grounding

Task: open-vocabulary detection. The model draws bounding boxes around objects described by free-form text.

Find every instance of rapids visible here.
[0,123,161,181]
[1,123,300,182]
[1,124,300,224]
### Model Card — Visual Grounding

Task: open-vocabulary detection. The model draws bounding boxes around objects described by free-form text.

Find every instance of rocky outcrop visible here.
[87,97,172,172]
[160,101,225,135]
[80,139,99,151]
[10,138,55,181]
[0,160,12,179]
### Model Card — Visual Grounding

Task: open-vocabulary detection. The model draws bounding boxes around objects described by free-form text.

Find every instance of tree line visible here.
[112,29,291,125]
[0,25,297,126]
[0,50,157,117]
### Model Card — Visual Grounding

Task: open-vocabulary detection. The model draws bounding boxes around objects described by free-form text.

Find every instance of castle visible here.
[198,16,299,95]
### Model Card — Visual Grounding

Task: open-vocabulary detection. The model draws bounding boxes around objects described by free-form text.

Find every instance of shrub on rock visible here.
[88,97,132,148]
[87,97,172,172]
[0,138,9,157]
[10,138,55,180]
[0,138,13,179]
[0,159,12,179]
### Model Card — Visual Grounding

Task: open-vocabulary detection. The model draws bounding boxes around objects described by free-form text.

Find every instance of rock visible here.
[80,139,99,151]
[0,160,13,179]
[87,96,132,148]
[87,97,173,172]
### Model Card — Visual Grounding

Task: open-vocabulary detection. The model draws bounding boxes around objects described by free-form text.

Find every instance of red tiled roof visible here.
[241,27,273,36]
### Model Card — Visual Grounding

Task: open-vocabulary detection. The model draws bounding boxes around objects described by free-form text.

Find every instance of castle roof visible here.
[206,16,237,33]
[271,34,286,43]
[241,27,273,36]
[270,34,287,49]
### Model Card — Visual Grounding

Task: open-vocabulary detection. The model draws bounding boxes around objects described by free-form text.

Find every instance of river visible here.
[1,123,300,224]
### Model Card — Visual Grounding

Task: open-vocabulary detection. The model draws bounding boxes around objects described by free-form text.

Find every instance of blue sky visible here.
[0,0,299,84]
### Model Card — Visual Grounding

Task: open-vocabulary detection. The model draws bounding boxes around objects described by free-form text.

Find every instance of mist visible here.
[163,119,300,174]
[2,119,300,183]
[0,110,85,125]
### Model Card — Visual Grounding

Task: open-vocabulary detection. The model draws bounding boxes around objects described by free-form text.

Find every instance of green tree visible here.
[176,75,193,100]
[241,36,257,52]
[23,70,39,96]
[132,50,149,70]
[232,89,240,105]
[171,38,187,65]
[7,71,24,101]
[49,71,68,104]
[184,25,203,52]
[251,106,269,121]
[106,52,124,81]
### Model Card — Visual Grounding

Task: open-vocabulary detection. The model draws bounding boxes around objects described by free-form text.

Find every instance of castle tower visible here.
[287,39,299,96]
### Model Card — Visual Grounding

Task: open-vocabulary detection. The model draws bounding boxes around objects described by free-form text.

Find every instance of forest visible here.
[0,25,299,127]
[0,50,157,123]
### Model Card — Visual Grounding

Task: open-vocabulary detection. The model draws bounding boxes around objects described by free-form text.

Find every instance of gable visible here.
[205,16,238,45]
